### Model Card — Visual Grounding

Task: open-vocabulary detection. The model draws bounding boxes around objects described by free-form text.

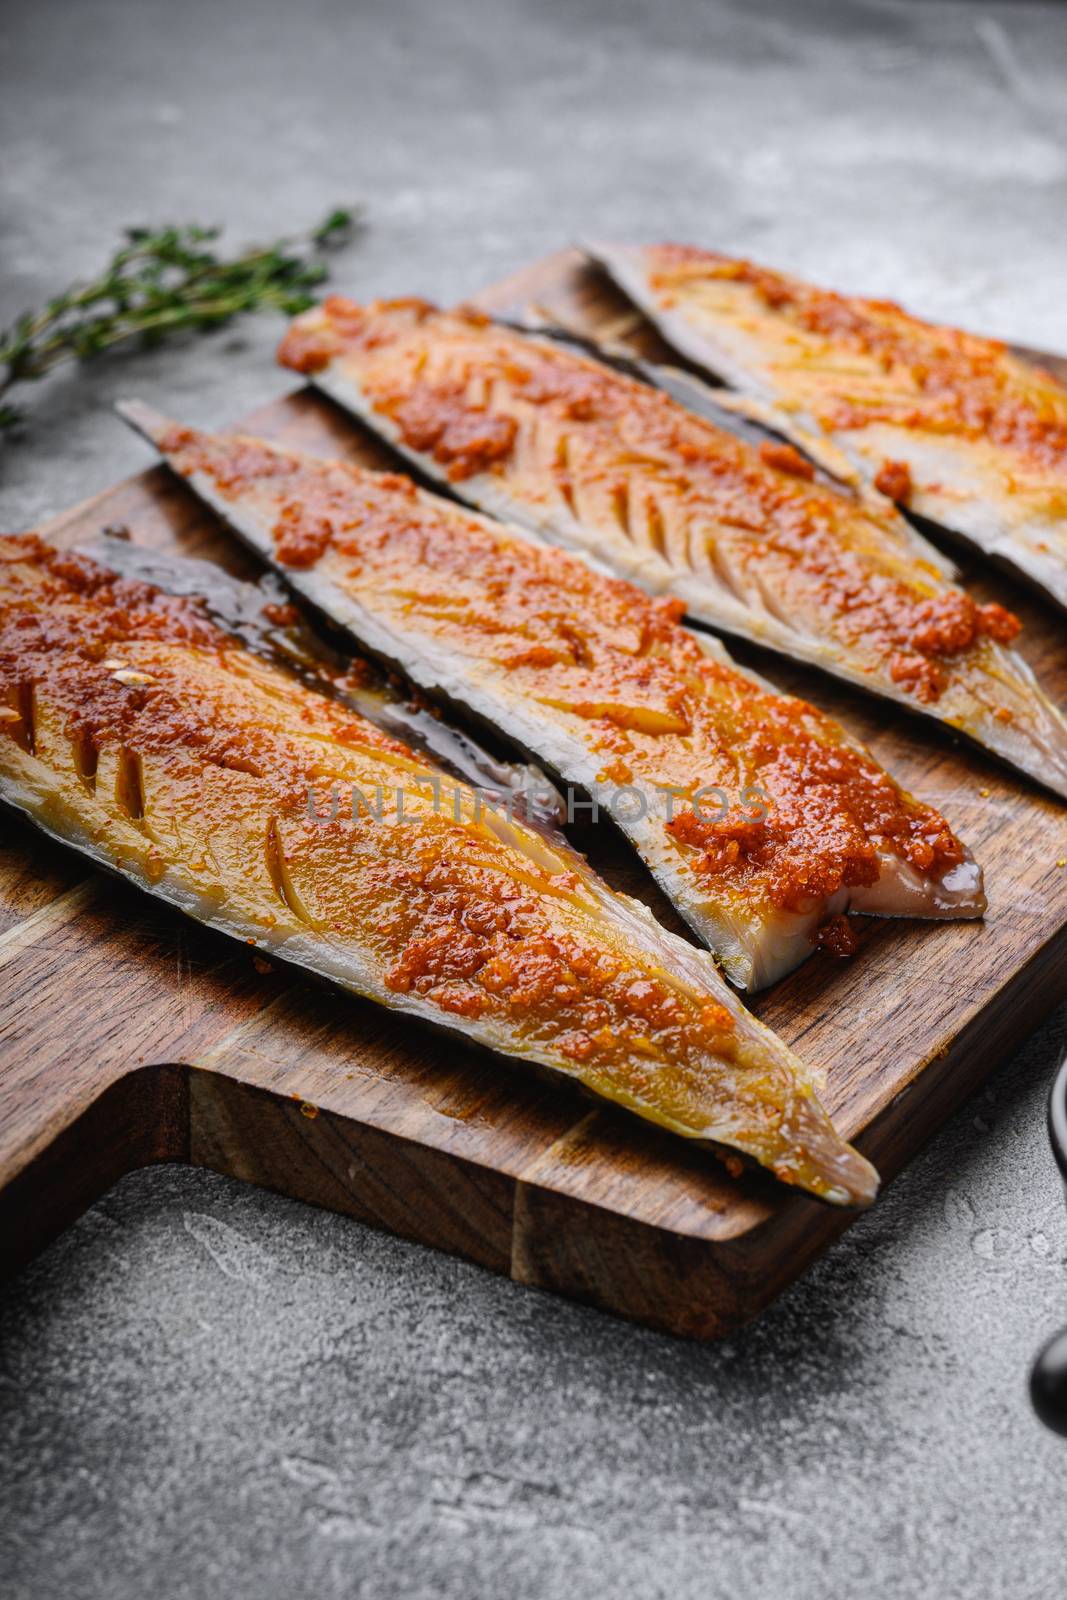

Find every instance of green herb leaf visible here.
[0,206,361,437]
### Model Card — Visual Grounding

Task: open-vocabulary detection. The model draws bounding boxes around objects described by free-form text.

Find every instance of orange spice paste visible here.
[160,430,969,916]
[647,246,1067,474]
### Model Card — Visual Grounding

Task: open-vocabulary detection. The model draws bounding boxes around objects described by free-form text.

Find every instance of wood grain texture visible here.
[2,249,1066,1334]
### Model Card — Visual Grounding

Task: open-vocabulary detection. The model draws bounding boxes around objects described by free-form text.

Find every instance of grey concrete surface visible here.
[2,0,1067,1595]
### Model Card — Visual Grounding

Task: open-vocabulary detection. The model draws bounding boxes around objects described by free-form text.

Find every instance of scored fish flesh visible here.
[0,531,878,1205]
[275,296,1067,802]
[80,530,564,820]
[591,241,1067,613]
[121,403,985,993]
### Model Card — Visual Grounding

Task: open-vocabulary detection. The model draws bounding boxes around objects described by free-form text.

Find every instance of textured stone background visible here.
[2,1,1067,1596]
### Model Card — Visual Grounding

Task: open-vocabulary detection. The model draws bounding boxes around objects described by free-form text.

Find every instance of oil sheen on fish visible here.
[82,531,564,820]
[121,403,985,993]
[0,531,879,1205]
[275,297,1067,802]
[591,241,1067,613]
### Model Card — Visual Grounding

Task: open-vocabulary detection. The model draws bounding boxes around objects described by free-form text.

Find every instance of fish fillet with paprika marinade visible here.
[0,532,877,1205]
[80,530,564,816]
[276,296,1067,801]
[591,241,1067,612]
[120,403,985,992]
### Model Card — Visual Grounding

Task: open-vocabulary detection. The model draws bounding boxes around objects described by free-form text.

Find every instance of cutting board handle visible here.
[0,1058,187,1276]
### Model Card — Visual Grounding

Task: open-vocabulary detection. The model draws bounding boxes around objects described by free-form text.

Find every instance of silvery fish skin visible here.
[590,241,1067,613]
[121,403,986,994]
[0,531,879,1206]
[274,296,1067,804]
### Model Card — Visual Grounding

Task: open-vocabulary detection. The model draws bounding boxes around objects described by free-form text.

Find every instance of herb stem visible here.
[0,208,358,434]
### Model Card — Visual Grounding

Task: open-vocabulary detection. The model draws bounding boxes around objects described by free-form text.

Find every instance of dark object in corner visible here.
[1031,1054,1067,1435]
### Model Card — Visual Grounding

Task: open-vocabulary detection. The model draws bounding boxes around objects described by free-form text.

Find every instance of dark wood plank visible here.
[2,249,1066,1333]
[0,812,88,937]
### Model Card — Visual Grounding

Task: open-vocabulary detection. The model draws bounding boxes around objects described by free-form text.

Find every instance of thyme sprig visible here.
[0,207,357,435]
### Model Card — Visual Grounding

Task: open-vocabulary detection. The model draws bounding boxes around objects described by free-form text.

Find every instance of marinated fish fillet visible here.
[276,297,1067,801]
[507,309,960,528]
[83,531,564,819]
[121,402,984,992]
[592,241,1067,612]
[0,532,878,1205]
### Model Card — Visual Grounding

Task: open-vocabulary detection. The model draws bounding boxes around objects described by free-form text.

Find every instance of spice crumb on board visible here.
[813,914,860,959]
[299,1102,319,1119]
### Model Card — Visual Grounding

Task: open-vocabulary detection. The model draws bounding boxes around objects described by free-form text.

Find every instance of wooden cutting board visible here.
[3,249,1066,1336]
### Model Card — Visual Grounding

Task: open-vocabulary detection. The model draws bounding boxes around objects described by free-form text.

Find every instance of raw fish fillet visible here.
[276,296,1067,802]
[0,531,878,1205]
[593,241,1067,613]
[122,403,986,993]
